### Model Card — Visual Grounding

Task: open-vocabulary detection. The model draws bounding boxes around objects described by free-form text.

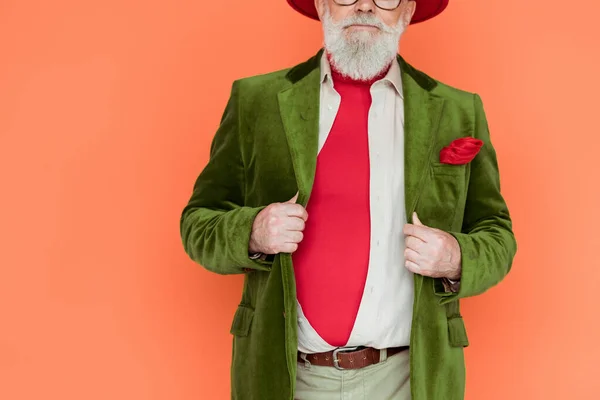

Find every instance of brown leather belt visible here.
[297,346,409,370]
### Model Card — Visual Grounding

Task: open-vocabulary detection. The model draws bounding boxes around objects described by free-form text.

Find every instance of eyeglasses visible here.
[333,0,402,11]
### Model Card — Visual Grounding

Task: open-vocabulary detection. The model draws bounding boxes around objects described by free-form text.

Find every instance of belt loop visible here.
[299,352,311,369]
[379,348,388,363]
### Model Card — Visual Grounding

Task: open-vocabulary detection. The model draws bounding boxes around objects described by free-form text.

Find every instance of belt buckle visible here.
[332,346,359,370]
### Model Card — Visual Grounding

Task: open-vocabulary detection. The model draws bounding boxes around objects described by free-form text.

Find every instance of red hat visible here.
[287,0,449,24]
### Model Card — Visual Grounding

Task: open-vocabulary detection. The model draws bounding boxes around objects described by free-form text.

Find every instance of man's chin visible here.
[345,31,380,42]
[342,37,381,50]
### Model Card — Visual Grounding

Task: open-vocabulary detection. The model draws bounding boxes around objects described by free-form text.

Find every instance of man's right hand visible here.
[248,192,308,254]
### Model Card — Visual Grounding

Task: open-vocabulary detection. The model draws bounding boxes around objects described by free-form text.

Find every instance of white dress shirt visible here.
[296,53,415,354]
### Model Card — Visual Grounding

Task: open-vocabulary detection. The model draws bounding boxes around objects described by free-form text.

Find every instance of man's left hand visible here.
[402,212,462,280]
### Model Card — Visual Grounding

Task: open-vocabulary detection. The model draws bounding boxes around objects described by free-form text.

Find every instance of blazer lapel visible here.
[277,50,323,207]
[399,55,445,222]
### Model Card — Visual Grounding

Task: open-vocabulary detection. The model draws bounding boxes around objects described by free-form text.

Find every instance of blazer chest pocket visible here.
[417,163,467,227]
[229,304,255,337]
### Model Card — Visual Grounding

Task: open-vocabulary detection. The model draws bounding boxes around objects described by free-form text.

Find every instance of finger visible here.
[403,223,430,242]
[404,247,421,263]
[285,204,308,221]
[284,230,304,244]
[405,235,425,253]
[285,216,306,232]
[280,242,299,253]
[285,191,299,204]
[404,260,422,274]
[412,212,424,226]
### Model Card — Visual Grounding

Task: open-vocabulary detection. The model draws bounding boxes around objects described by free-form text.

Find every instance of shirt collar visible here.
[319,51,403,98]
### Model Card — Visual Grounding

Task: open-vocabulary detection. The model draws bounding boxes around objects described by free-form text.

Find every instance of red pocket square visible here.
[439,137,483,165]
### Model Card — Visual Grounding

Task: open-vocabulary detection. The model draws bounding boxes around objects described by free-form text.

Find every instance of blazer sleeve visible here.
[179,80,273,275]
[434,93,518,304]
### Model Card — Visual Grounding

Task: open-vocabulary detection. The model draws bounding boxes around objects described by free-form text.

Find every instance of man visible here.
[179,0,517,399]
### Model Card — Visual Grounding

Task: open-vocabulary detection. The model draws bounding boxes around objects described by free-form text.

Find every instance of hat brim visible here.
[287,0,449,24]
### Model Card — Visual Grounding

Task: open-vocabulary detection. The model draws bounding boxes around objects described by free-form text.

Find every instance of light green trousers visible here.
[295,348,411,400]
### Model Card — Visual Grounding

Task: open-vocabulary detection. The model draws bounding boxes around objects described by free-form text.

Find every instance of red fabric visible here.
[439,137,484,165]
[291,66,375,347]
[287,0,449,25]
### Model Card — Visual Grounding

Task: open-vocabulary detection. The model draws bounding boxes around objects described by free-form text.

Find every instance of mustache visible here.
[339,14,390,31]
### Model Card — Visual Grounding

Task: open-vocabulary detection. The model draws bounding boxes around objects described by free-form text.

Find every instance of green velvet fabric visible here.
[179,48,517,400]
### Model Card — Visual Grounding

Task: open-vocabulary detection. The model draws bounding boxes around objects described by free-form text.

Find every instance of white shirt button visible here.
[327,104,333,111]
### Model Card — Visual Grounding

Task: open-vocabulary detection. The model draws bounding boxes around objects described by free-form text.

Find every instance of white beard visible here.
[321,2,408,81]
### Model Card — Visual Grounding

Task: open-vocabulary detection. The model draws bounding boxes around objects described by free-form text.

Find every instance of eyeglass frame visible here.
[332,0,403,11]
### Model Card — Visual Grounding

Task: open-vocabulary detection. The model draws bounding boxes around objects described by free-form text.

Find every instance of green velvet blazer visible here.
[180,48,517,400]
